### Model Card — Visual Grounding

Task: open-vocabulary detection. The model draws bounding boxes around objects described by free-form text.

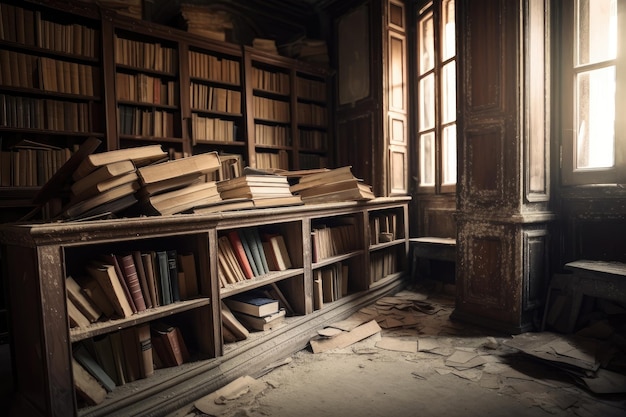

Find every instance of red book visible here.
[117,254,147,312]
[100,254,137,313]
[226,231,254,279]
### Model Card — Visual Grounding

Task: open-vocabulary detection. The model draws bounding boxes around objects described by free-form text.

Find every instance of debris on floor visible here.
[171,285,626,417]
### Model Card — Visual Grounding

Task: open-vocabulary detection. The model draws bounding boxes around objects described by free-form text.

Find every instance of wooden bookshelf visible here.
[0,197,409,417]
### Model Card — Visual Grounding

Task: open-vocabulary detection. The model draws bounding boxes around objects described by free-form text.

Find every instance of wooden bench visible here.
[542,260,626,333]
[409,237,456,281]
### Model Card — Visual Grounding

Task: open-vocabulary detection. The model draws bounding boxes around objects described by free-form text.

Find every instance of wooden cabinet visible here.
[0,197,409,417]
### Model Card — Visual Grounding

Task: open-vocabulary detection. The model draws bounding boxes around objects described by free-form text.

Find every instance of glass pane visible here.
[418,13,434,74]
[576,0,617,65]
[442,124,457,185]
[441,61,456,124]
[441,0,455,61]
[419,74,435,131]
[575,66,615,169]
[419,132,436,186]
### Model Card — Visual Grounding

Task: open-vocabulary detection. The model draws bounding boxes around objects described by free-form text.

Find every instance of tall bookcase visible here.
[0,198,409,417]
[0,0,104,217]
[0,0,334,219]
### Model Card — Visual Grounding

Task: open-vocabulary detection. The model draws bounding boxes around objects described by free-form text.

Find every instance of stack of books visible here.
[225,292,286,332]
[137,151,223,215]
[61,145,168,220]
[177,3,233,41]
[289,166,375,204]
[216,174,302,208]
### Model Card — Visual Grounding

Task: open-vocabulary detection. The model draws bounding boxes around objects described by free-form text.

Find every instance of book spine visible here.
[242,229,264,276]
[251,228,270,274]
[136,324,154,378]
[132,251,153,309]
[156,251,172,305]
[104,254,137,313]
[237,230,259,277]
[119,254,147,312]
[167,250,180,302]
[227,231,254,279]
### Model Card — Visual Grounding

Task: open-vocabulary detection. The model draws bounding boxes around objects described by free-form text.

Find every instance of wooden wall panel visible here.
[467,127,503,197]
[336,114,376,189]
[465,236,504,306]
[523,229,549,311]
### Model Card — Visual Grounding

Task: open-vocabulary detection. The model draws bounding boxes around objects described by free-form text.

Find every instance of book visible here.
[70,160,136,197]
[100,254,136,313]
[290,166,354,190]
[92,334,121,386]
[132,251,153,309]
[226,231,255,279]
[67,297,91,328]
[120,327,141,382]
[116,253,147,312]
[250,195,303,208]
[177,252,199,299]
[251,228,270,274]
[74,342,116,392]
[301,184,374,203]
[143,181,221,215]
[72,358,107,405]
[295,178,364,198]
[236,229,259,277]
[70,171,139,204]
[73,145,167,180]
[141,252,160,308]
[68,193,138,221]
[61,181,140,219]
[151,323,188,366]
[167,250,180,302]
[242,228,266,275]
[108,331,126,386]
[85,263,134,318]
[224,294,279,317]
[136,173,204,197]
[220,301,249,341]
[215,175,289,192]
[137,151,220,185]
[76,275,116,318]
[135,324,154,378]
[66,275,101,322]
[262,234,292,271]
[232,308,286,331]
[156,251,172,305]
[192,198,255,214]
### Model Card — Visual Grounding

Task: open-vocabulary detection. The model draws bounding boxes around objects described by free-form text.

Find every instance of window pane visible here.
[419,74,435,130]
[441,0,455,61]
[442,124,457,185]
[575,66,615,169]
[419,13,434,74]
[420,132,436,186]
[441,61,456,124]
[576,0,617,66]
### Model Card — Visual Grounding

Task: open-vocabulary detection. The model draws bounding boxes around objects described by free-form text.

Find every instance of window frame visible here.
[415,0,457,195]
[560,0,626,186]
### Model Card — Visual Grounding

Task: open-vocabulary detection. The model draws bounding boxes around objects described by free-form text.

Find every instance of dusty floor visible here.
[169,285,626,417]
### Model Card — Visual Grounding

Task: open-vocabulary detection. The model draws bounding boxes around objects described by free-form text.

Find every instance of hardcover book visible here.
[224,294,279,317]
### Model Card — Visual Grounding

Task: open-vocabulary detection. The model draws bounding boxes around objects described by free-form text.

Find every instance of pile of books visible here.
[61,145,168,220]
[224,292,286,335]
[177,3,233,41]
[137,151,222,215]
[215,173,302,209]
[289,166,375,204]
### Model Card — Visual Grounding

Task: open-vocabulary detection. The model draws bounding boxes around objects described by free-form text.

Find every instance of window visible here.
[561,0,626,185]
[416,0,457,193]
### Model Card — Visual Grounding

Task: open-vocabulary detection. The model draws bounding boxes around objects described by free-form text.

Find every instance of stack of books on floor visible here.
[137,151,222,215]
[289,166,375,204]
[60,145,168,220]
[215,173,302,208]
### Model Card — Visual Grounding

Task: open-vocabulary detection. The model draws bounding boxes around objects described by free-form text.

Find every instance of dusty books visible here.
[232,308,286,331]
[70,160,136,197]
[73,145,167,180]
[142,180,221,215]
[224,293,279,317]
[216,174,293,200]
[137,151,220,185]
[193,198,255,214]
[289,166,375,203]
[61,181,140,220]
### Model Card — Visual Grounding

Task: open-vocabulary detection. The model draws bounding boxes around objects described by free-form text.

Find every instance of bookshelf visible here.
[0,0,104,211]
[0,198,409,416]
[243,46,332,171]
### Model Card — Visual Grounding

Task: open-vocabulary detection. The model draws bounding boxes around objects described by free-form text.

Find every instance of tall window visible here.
[416,0,456,193]
[561,0,625,185]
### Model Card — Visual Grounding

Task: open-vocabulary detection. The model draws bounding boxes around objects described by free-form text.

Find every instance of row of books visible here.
[253,96,290,123]
[296,77,327,102]
[188,50,240,84]
[313,262,349,310]
[66,249,199,326]
[0,146,72,187]
[72,322,188,406]
[216,229,293,287]
[192,114,237,142]
[297,103,327,126]
[369,212,402,245]
[40,57,99,96]
[254,124,290,147]
[0,3,98,58]
[255,150,290,170]
[190,83,241,114]
[114,35,177,73]
[370,248,399,283]
[116,72,177,106]
[0,94,92,132]
[118,105,176,138]
[251,67,290,95]
[299,130,327,150]
[311,222,359,263]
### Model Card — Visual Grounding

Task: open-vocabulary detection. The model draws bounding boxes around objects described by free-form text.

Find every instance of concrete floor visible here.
[171,286,626,417]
